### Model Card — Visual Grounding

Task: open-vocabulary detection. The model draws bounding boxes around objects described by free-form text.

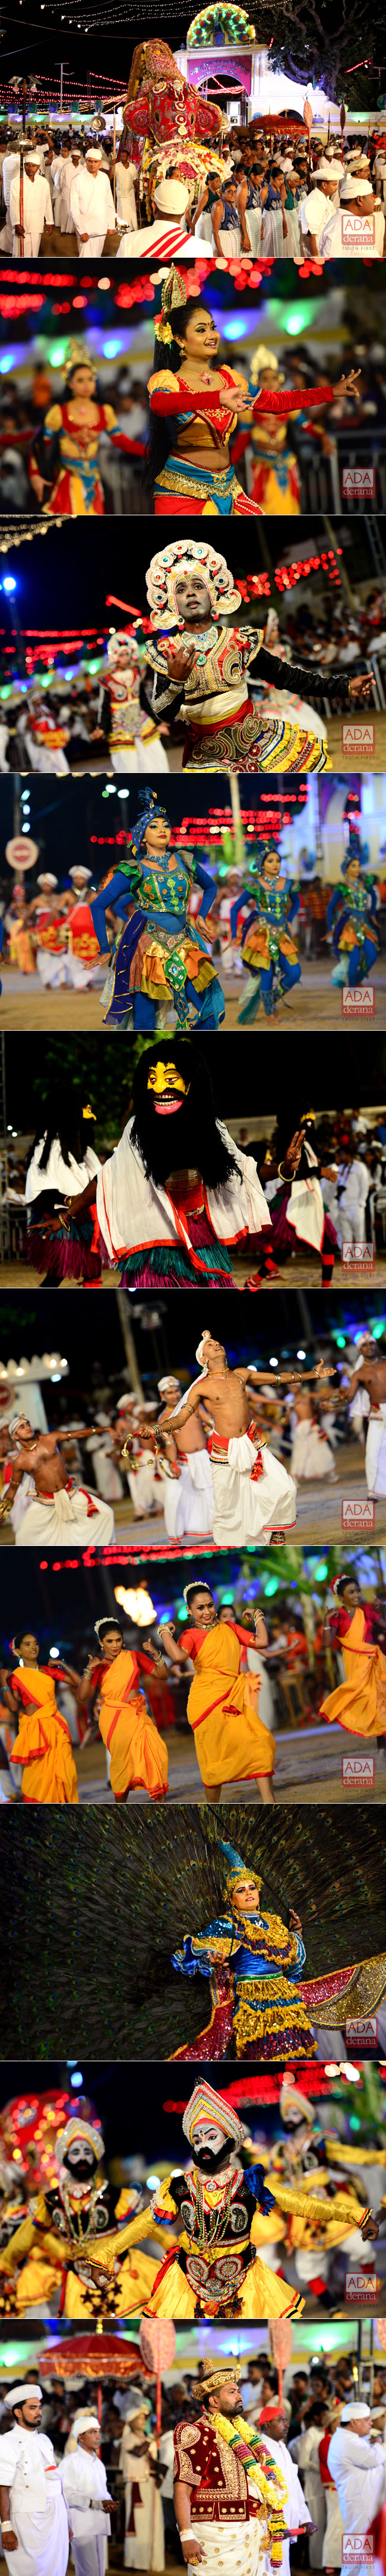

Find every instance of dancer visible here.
[229,843,301,1021]
[9,2114,168,2319]
[99,630,169,774]
[0,1629,80,1804]
[66,1037,278,1285]
[349,1333,386,1501]
[144,2082,342,2319]
[24,1100,106,1286]
[157,1582,275,1802]
[77,1615,169,1801]
[328,846,380,988]
[144,540,373,774]
[163,1327,334,1545]
[170,1836,316,2062]
[290,1387,337,1485]
[147,268,360,518]
[0,2385,68,2575]
[61,2415,114,2576]
[321,1574,386,1739]
[29,343,137,518]
[0,1417,115,1548]
[28,874,67,988]
[65,867,102,990]
[260,1110,338,1285]
[154,1376,214,1540]
[87,790,224,1032]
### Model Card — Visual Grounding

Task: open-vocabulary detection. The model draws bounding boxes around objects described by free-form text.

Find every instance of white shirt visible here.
[319,203,385,258]
[119,218,201,259]
[69,164,116,237]
[2,150,18,207]
[259,2435,311,2576]
[327,2429,386,2534]
[115,160,137,226]
[25,1135,100,1203]
[10,170,53,241]
[61,2446,111,2539]
[299,186,330,243]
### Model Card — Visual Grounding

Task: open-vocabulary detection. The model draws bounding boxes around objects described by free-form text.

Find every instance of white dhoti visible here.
[245,207,262,252]
[128,1447,162,1516]
[15,1485,115,1547]
[75,231,106,256]
[290,1419,336,1479]
[210,1432,296,1545]
[110,737,169,773]
[163,1449,214,1538]
[365,1405,386,1497]
[2,2501,68,2576]
[72,2546,106,2576]
[123,2479,164,2569]
[66,952,103,988]
[322,2488,344,2565]
[189,2518,266,2576]
[36,948,67,987]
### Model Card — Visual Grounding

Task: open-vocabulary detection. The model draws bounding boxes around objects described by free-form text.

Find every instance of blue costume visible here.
[327,853,379,988]
[89,787,224,1032]
[230,861,301,1021]
[170,1837,317,2062]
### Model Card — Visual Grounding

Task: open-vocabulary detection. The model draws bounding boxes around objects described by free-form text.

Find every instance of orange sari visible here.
[321,1605,386,1737]
[11,1668,78,1803]
[99,1647,168,1800]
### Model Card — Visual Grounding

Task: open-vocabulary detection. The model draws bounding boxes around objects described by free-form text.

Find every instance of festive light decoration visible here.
[188,2,255,39]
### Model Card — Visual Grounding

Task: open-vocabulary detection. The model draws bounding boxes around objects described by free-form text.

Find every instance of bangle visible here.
[1,2523,12,2532]
[179,2531,194,2541]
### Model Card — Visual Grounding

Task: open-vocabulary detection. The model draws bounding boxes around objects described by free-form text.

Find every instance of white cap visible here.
[73,2413,100,2440]
[195,1332,211,1368]
[37,873,58,889]
[154,179,189,214]
[5,2385,42,2409]
[86,144,102,161]
[68,866,92,882]
[158,1375,180,1393]
[341,175,373,198]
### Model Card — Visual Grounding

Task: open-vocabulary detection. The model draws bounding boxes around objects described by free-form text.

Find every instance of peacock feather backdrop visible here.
[1,1807,386,2059]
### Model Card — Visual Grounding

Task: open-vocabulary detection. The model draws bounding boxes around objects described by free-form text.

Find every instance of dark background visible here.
[0,2057,381,2160]
[0,1286,385,1426]
[3,1028,386,1133]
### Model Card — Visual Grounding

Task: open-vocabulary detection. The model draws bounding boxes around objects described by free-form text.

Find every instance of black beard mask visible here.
[131,1041,238,1192]
[192,2139,235,2175]
[63,2152,97,2186]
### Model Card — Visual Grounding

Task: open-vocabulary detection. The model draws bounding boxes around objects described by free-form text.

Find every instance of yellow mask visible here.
[147,1062,188,1099]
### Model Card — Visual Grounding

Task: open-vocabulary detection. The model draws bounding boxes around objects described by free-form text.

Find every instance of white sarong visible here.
[189,2517,267,2576]
[290,1419,336,1479]
[15,1485,115,1547]
[365,1404,386,1497]
[163,1448,214,1539]
[210,1432,296,1545]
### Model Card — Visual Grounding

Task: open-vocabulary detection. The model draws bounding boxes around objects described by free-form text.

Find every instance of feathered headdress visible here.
[157,261,188,348]
[128,784,170,861]
[220,1836,262,1903]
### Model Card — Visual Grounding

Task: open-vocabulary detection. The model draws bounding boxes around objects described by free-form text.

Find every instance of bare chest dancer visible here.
[166,1341,334,1444]
[0,1418,79,1512]
[0,1414,116,1550]
[151,1334,334,1548]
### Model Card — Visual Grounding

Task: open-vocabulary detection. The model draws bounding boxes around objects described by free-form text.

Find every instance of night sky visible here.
[1,517,382,675]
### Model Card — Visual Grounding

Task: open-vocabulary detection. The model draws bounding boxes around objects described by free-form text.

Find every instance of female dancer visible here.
[327,848,380,988]
[157,1579,275,1803]
[77,1614,169,1801]
[145,538,374,774]
[147,265,363,519]
[88,781,224,1031]
[29,343,135,518]
[229,842,301,1021]
[0,1630,80,1804]
[321,1574,386,1744]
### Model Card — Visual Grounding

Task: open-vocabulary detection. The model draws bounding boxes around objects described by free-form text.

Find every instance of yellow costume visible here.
[97,1646,168,1800]
[184,1619,274,1789]
[10,1668,78,1804]
[2,2195,173,2318]
[321,1605,386,1737]
[132,2172,354,2320]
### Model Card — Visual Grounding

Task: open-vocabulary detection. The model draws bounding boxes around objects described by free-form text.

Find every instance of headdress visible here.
[279,2075,314,2127]
[56,2117,104,2165]
[85,144,102,161]
[106,629,140,666]
[126,784,170,863]
[159,1375,180,1393]
[341,2403,371,2422]
[341,850,367,875]
[145,540,242,630]
[182,2079,245,2151]
[220,1835,262,1903]
[94,1615,122,1639]
[73,2413,100,2440]
[5,2385,42,2409]
[156,260,189,349]
[68,867,92,883]
[64,339,96,382]
[183,1580,213,1606]
[198,2357,242,2398]
[340,175,373,198]
[37,874,58,890]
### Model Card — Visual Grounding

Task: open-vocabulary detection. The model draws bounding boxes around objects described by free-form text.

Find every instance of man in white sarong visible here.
[0,2382,68,2576]
[115,147,138,230]
[327,2404,386,2576]
[1,1415,115,1549]
[173,2356,271,2576]
[157,1374,214,1539]
[1,147,18,249]
[119,178,196,259]
[119,2396,164,2572]
[69,145,118,255]
[32,874,67,990]
[349,1333,386,1500]
[257,2403,312,2576]
[10,154,53,257]
[337,1154,371,1249]
[61,2412,113,2576]
[166,1333,297,1547]
[59,145,83,235]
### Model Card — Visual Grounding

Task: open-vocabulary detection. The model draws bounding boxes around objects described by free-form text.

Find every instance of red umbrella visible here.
[40,2334,152,2424]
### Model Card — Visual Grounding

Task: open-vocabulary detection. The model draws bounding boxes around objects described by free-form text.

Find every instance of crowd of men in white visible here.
[0,126,385,260]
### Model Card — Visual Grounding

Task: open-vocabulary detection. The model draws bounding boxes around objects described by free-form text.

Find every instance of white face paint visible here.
[192,2122,227,2154]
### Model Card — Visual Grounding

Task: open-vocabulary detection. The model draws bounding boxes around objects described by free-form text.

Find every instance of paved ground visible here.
[72,1719,386,1804]
[2,1250,386,1289]
[1,1443,384,1545]
[2,955,386,1032]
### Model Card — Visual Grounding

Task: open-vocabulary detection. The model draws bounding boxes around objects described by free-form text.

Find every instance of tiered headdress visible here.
[220,1834,262,1902]
[182,2079,245,2150]
[145,540,242,629]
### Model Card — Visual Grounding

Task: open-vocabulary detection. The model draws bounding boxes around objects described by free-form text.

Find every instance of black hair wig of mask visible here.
[131,1037,239,1191]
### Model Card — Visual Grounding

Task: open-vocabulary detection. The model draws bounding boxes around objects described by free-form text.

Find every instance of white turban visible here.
[5,2385,42,2409]
[154,179,189,214]
[340,175,373,198]
[73,2413,100,2440]
[86,145,102,163]
[195,1333,211,1368]
[158,1376,179,1393]
[37,874,58,890]
[341,2403,371,2422]
[69,866,92,882]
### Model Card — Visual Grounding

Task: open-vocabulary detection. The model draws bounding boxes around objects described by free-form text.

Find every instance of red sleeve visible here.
[255,384,334,416]
[149,381,232,418]
[330,1608,350,1640]
[232,1621,257,1647]
[182,1626,200,1655]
